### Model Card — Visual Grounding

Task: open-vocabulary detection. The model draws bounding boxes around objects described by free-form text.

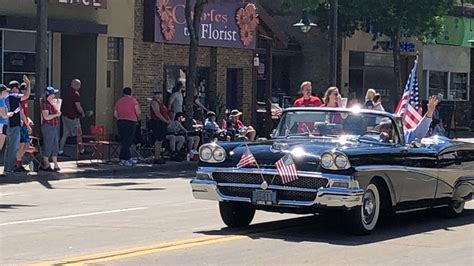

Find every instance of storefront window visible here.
[164,65,210,107]
[450,73,468,100]
[107,37,121,61]
[2,30,37,84]
[428,71,448,100]
[426,70,469,101]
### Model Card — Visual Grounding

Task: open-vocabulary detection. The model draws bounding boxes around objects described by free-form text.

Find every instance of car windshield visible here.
[274,109,401,144]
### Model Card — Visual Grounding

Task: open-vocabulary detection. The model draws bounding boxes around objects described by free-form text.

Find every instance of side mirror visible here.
[270,129,277,139]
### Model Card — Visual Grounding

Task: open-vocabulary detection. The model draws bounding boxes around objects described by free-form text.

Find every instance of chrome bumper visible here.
[191,167,364,209]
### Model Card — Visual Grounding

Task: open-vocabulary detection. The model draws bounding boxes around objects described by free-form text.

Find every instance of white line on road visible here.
[0,207,148,226]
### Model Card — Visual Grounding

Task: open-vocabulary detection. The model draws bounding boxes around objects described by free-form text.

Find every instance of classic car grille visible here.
[212,172,328,189]
[218,186,316,202]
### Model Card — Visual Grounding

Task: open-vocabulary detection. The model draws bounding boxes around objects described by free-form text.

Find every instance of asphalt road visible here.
[1,170,473,265]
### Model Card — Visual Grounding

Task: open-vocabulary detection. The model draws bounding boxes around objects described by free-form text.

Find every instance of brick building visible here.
[133,0,262,125]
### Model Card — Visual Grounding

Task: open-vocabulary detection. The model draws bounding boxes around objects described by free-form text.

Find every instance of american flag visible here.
[275,154,298,184]
[236,148,256,168]
[394,60,422,130]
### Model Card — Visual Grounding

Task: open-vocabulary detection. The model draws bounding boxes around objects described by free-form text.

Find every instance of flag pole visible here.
[243,143,268,189]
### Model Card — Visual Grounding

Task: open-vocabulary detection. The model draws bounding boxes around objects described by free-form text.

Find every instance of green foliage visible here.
[281,0,455,41]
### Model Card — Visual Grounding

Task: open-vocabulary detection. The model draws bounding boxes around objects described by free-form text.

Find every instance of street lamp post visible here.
[330,0,338,86]
[293,0,338,87]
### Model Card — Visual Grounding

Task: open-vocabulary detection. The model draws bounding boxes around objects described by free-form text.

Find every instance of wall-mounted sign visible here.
[49,0,107,9]
[146,0,258,49]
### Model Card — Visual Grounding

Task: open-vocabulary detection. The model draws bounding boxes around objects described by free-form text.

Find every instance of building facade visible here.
[0,0,135,135]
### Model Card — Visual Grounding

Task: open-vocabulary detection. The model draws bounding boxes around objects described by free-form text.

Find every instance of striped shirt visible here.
[41,99,60,127]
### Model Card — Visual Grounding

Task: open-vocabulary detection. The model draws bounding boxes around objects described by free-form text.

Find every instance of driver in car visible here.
[375,95,439,143]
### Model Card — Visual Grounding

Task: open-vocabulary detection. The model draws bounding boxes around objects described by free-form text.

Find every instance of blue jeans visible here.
[4,126,20,172]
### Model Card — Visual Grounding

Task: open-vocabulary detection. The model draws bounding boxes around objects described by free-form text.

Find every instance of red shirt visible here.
[234,119,244,129]
[62,88,82,119]
[293,96,322,107]
[114,96,139,122]
[21,100,29,127]
[150,99,170,121]
[41,99,60,127]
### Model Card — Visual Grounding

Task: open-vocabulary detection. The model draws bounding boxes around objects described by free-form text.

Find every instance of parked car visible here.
[190,107,474,234]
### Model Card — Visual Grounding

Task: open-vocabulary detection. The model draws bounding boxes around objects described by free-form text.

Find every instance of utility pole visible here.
[36,0,48,97]
[330,0,338,86]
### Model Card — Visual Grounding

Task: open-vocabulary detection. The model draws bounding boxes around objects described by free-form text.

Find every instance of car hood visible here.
[209,138,397,171]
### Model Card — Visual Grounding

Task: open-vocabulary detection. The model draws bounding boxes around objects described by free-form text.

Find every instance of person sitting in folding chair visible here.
[166,112,186,161]
[204,111,230,142]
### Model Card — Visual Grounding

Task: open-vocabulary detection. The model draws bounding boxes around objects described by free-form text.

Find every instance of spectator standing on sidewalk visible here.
[59,79,86,157]
[0,84,15,151]
[150,87,170,164]
[15,82,34,172]
[114,87,141,167]
[293,81,322,107]
[168,82,184,117]
[4,76,31,173]
[40,87,61,171]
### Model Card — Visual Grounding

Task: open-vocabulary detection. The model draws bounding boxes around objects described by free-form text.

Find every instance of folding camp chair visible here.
[23,136,43,172]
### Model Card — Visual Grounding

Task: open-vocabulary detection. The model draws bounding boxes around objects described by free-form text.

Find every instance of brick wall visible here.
[133,0,254,124]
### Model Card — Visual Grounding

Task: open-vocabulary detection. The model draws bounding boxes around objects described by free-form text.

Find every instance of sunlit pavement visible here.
[1,171,473,265]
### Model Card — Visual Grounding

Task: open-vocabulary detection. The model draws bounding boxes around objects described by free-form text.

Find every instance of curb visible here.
[1,161,198,185]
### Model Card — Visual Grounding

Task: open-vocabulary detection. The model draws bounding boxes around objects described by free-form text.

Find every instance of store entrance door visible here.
[61,34,97,134]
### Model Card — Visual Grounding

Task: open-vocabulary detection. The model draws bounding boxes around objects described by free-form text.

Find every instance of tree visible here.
[282,0,454,99]
[184,0,209,129]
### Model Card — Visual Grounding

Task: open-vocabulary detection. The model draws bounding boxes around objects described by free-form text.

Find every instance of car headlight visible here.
[213,147,226,162]
[335,154,349,168]
[199,146,213,161]
[320,152,351,170]
[199,144,227,163]
[320,153,334,168]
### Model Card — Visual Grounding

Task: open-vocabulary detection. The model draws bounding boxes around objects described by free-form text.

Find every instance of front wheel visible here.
[346,183,381,235]
[219,202,255,228]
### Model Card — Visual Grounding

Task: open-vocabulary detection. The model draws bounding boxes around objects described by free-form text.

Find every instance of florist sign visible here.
[153,0,258,49]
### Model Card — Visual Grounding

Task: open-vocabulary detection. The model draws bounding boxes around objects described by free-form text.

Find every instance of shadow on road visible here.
[196,209,474,246]
[0,204,37,210]
[89,182,151,187]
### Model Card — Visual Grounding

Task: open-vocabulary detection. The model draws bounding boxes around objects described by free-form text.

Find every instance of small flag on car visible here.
[275,153,298,184]
[237,148,256,168]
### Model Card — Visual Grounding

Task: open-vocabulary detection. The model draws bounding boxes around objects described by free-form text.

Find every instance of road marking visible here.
[26,235,249,265]
[0,207,148,226]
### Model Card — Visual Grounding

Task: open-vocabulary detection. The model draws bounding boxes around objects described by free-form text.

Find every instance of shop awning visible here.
[256,3,289,49]
[0,15,108,34]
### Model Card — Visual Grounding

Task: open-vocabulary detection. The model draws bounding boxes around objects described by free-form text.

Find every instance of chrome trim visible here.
[198,166,352,181]
[191,174,364,208]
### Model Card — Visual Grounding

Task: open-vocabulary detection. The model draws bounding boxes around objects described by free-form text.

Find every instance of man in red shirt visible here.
[59,79,86,157]
[293,81,322,107]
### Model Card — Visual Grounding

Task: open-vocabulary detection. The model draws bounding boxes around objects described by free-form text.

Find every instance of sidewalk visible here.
[1,144,198,184]
[1,160,198,184]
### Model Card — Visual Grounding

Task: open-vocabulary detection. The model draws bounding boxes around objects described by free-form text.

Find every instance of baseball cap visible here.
[0,84,9,92]
[152,87,162,94]
[45,86,59,95]
[19,82,28,90]
[8,80,20,89]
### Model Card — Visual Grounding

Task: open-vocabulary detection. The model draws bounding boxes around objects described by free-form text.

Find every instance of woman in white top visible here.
[372,93,385,112]
[168,83,184,115]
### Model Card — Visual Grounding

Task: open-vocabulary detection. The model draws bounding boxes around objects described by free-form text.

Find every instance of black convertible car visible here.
[190,107,474,234]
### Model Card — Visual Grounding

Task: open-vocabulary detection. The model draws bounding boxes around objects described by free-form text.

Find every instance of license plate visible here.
[252,190,277,205]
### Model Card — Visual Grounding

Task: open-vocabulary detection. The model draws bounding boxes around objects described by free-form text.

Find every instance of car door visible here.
[397,145,438,210]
